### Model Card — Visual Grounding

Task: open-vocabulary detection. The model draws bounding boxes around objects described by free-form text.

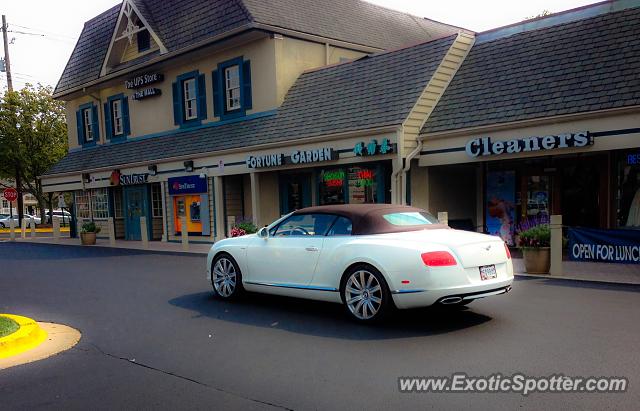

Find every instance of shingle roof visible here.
[421,6,640,134]
[54,0,461,96]
[46,36,455,176]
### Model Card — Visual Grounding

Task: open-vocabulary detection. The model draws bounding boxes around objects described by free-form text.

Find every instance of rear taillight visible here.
[504,243,511,259]
[421,251,457,267]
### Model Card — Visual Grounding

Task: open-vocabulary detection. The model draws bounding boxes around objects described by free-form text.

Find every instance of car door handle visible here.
[305,246,319,252]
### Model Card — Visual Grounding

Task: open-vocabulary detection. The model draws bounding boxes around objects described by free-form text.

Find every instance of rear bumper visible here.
[391,278,513,309]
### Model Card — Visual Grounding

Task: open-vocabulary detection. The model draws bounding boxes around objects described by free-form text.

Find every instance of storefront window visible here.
[75,190,91,219]
[151,183,163,217]
[617,152,640,228]
[524,175,550,219]
[113,188,123,218]
[348,166,377,204]
[91,188,109,219]
[319,169,346,205]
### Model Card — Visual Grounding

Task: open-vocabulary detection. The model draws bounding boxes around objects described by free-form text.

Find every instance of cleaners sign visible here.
[568,227,640,264]
[465,131,593,157]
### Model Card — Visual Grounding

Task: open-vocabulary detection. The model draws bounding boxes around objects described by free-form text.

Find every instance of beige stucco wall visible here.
[274,36,367,105]
[65,36,279,150]
[258,171,280,227]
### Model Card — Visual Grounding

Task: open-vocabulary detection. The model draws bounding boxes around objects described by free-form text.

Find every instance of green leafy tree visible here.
[0,84,68,222]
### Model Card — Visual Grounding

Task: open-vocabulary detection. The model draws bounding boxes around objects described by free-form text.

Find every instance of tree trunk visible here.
[48,192,54,224]
[15,165,24,224]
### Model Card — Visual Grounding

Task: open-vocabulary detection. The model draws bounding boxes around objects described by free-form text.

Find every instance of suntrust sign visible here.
[465,131,593,157]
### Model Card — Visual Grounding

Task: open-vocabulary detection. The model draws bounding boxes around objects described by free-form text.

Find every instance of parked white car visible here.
[206,204,514,322]
[45,210,72,224]
[0,214,41,227]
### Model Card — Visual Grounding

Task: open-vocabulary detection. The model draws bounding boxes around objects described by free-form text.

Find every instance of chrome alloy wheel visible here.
[213,257,237,298]
[345,269,383,320]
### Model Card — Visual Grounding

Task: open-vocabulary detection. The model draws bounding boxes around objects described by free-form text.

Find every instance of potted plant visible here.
[80,221,101,245]
[518,223,551,274]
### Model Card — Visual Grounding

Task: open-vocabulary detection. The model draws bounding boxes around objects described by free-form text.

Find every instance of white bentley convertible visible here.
[206,204,513,322]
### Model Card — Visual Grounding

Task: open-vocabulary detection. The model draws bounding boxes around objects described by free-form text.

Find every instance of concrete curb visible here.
[0,314,48,359]
[514,273,640,287]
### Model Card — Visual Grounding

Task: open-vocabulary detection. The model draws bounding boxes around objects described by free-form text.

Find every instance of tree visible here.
[0,84,68,223]
[525,10,552,20]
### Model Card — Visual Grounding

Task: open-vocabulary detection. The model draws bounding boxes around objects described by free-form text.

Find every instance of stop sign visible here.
[2,187,18,202]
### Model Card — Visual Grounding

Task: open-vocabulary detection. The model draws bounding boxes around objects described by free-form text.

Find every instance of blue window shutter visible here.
[212,70,221,118]
[104,102,112,140]
[122,97,130,136]
[91,105,100,141]
[242,60,252,110]
[76,110,84,145]
[197,73,207,121]
[172,81,182,125]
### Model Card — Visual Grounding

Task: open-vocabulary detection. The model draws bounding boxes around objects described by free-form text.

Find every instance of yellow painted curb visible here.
[0,314,48,359]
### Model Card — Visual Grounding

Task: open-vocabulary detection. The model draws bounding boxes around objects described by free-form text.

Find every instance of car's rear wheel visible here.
[341,265,391,323]
[211,254,243,299]
[0,222,5,228]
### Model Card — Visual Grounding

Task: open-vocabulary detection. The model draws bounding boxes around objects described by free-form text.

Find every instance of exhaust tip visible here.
[440,296,463,305]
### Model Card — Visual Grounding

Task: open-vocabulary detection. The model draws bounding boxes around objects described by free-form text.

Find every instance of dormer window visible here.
[172,71,207,127]
[76,103,99,147]
[83,108,94,141]
[112,99,123,135]
[224,65,241,111]
[183,78,198,121]
[212,57,252,121]
[137,30,150,52]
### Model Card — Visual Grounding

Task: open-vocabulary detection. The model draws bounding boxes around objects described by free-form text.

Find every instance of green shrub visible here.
[518,224,550,248]
[81,221,101,234]
[235,221,258,234]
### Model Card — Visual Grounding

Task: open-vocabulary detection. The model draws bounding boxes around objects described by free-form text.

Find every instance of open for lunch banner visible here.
[568,227,640,264]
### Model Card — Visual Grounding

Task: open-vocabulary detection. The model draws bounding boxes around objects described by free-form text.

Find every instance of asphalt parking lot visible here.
[0,242,638,410]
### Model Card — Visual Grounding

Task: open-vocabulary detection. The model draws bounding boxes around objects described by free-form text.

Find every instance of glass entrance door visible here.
[280,173,312,214]
[124,186,148,240]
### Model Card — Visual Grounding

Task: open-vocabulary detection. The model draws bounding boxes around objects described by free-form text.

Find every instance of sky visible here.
[0,0,600,91]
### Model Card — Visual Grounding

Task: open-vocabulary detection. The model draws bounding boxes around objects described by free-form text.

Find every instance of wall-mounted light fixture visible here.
[184,160,194,173]
[148,164,158,176]
[82,173,91,183]
[199,167,208,179]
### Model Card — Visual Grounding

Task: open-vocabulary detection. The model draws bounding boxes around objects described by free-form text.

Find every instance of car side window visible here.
[272,214,335,237]
[327,216,352,236]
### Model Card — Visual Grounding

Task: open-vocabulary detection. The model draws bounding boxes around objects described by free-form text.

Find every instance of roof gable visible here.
[54,0,462,96]
[100,0,167,75]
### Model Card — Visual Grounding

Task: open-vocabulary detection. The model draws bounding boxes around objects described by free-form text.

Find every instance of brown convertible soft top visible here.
[291,204,450,235]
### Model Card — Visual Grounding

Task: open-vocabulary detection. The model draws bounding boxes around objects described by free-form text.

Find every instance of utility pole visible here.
[2,15,13,91]
[2,15,23,224]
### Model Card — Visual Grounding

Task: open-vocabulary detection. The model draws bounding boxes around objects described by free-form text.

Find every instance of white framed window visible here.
[75,190,91,219]
[83,108,94,142]
[183,78,197,120]
[113,188,123,218]
[91,188,109,219]
[151,183,163,217]
[224,65,241,111]
[112,99,123,135]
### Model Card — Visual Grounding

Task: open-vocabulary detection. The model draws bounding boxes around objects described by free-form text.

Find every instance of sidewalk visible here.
[6,236,640,285]
[9,236,212,255]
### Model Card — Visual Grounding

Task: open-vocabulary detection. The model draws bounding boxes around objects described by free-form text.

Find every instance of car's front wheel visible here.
[341,265,391,323]
[211,253,243,299]
[0,222,5,228]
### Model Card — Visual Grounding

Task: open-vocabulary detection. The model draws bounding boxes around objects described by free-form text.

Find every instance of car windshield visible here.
[382,212,439,226]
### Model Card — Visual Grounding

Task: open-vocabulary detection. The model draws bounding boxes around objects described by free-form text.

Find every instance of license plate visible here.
[479,265,497,280]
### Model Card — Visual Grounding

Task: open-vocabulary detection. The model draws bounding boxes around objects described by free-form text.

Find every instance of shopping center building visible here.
[42,0,640,247]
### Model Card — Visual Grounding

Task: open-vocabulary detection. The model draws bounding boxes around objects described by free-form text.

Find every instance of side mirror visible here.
[257,227,269,239]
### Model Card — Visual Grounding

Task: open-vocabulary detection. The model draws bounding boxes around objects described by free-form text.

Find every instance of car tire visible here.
[211,253,244,300]
[341,264,392,323]
[0,223,5,228]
